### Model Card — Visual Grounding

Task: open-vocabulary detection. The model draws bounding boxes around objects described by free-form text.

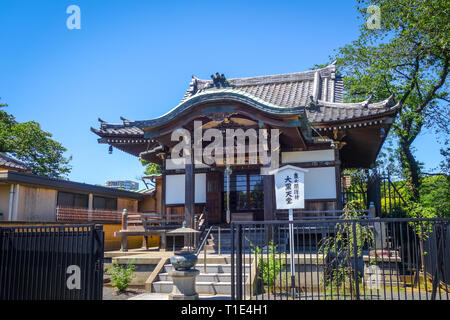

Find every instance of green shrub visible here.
[248,239,285,290]
[106,263,136,292]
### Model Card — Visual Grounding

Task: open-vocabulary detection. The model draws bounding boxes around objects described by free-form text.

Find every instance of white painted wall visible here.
[304,167,337,199]
[165,158,209,170]
[282,150,335,163]
[165,173,206,204]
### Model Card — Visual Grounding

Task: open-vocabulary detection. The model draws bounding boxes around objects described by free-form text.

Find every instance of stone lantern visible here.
[167,221,200,300]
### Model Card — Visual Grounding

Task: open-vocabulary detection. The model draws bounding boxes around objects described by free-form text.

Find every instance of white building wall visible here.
[304,167,336,199]
[281,149,335,163]
[165,158,209,170]
[281,150,337,200]
[165,173,206,205]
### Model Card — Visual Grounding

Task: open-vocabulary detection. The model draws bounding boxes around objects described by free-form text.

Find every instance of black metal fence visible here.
[231,218,450,300]
[0,224,104,300]
[341,170,409,218]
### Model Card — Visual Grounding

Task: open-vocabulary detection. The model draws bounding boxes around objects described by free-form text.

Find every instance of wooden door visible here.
[206,171,223,224]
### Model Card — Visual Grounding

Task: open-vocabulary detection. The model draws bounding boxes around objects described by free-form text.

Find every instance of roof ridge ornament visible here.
[362,95,374,109]
[188,75,199,95]
[210,72,231,88]
[306,95,320,113]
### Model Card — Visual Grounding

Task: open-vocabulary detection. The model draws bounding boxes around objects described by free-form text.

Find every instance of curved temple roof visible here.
[91,64,400,162]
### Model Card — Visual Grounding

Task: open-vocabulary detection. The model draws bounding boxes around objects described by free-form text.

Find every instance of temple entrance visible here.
[222,170,264,222]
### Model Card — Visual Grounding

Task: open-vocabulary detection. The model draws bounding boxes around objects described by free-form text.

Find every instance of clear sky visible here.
[0,0,445,188]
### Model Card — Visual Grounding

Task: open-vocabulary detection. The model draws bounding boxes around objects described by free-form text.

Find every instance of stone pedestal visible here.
[168,269,200,300]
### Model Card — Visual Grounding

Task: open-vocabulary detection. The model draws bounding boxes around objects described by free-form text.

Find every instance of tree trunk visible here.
[399,138,421,203]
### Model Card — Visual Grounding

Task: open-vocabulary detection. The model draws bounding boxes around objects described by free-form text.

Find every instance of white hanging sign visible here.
[270,165,308,210]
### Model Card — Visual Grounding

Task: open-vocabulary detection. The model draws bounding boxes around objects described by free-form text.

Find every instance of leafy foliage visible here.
[106,263,136,292]
[248,239,285,290]
[0,107,71,178]
[141,159,161,176]
[319,201,374,298]
[332,0,449,203]
[419,175,450,217]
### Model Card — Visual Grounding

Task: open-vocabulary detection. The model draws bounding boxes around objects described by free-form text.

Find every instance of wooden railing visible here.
[56,206,126,223]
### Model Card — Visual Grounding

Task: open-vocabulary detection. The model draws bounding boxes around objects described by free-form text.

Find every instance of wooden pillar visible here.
[334,149,343,210]
[160,159,167,251]
[263,171,275,242]
[88,193,94,221]
[184,147,195,248]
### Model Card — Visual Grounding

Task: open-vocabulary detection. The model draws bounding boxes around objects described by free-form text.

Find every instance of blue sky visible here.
[0,0,444,188]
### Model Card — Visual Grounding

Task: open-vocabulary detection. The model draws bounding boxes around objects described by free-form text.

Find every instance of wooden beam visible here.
[263,168,275,242]
[160,159,167,251]
[334,149,343,210]
[184,148,195,248]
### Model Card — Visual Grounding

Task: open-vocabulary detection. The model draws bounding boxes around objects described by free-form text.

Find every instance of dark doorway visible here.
[206,171,223,224]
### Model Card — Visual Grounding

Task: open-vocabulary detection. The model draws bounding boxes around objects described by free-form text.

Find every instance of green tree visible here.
[331,0,449,204]
[140,159,161,176]
[0,106,72,178]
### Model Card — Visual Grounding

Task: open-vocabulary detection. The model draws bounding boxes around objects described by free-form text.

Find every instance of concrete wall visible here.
[16,185,57,221]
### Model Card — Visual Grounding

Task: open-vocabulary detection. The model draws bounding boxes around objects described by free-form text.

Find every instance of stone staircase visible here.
[205,228,281,254]
[151,262,250,295]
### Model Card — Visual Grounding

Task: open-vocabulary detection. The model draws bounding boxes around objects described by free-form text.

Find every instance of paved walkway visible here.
[129,293,231,300]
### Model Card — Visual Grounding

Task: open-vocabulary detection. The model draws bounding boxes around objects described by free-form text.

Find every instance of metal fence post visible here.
[231,223,235,300]
[352,221,360,300]
[237,224,243,300]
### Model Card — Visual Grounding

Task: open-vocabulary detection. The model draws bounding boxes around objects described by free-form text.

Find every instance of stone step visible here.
[152,281,244,295]
[158,272,238,283]
[162,264,251,274]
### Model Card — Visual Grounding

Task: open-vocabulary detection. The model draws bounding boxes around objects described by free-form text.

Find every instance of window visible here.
[224,173,263,211]
[93,196,117,210]
[57,192,88,208]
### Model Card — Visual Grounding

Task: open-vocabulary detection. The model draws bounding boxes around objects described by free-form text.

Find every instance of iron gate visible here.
[0,224,104,300]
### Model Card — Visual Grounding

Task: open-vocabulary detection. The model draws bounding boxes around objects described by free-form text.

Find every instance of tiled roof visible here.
[92,65,399,138]
[183,64,343,107]
[0,153,30,171]
[307,96,398,124]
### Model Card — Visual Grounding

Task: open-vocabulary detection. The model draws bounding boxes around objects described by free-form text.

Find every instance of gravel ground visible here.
[103,286,148,300]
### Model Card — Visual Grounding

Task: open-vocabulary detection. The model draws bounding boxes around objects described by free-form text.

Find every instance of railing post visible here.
[121,209,128,252]
[218,226,221,256]
[194,215,198,248]
[204,241,207,274]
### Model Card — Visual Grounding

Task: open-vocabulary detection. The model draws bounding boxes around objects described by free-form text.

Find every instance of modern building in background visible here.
[106,180,139,191]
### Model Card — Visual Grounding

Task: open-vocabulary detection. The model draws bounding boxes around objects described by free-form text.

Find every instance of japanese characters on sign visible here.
[271,165,307,210]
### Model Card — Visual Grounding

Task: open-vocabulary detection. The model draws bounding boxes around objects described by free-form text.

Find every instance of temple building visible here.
[92,64,399,227]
